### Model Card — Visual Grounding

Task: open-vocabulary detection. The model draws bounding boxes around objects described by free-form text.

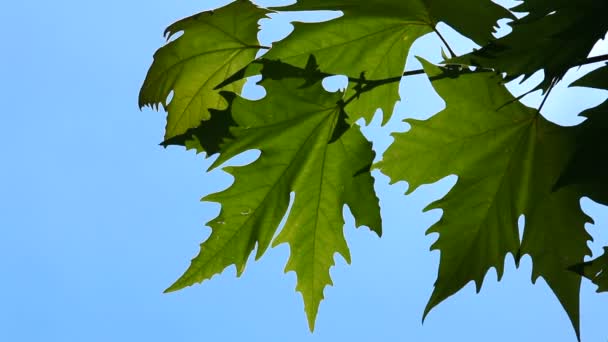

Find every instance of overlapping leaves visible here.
[451,0,608,90]
[560,64,608,298]
[140,0,608,338]
[164,69,382,330]
[266,0,511,123]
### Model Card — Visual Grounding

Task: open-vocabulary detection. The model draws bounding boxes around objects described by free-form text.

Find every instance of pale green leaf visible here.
[139,1,269,140]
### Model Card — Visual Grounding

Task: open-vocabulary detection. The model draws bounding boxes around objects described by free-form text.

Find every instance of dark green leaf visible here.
[451,1,608,91]
[570,247,608,293]
[378,59,591,337]
[555,65,608,204]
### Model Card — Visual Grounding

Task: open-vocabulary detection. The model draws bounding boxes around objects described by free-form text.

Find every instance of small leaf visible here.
[139,0,269,139]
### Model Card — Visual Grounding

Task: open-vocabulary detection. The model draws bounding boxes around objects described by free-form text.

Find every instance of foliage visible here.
[140,0,608,339]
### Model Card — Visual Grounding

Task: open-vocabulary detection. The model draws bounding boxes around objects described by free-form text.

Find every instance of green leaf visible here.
[554,101,608,195]
[166,77,381,331]
[139,1,269,140]
[266,0,510,123]
[264,14,427,124]
[165,57,328,156]
[451,1,608,90]
[570,247,608,293]
[378,59,591,337]
[519,175,592,341]
[421,0,513,45]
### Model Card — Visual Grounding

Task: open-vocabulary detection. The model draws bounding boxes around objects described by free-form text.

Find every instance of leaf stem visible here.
[433,27,457,58]
[578,53,608,66]
[537,78,557,114]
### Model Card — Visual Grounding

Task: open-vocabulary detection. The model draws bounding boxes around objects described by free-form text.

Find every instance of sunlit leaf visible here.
[139,1,269,140]
[166,77,381,331]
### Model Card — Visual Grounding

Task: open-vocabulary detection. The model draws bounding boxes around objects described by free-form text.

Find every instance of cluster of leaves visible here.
[140,0,608,339]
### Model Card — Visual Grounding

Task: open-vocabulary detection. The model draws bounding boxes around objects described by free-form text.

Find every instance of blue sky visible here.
[2,1,607,341]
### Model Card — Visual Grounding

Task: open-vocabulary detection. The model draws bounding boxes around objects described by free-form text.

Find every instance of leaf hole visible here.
[165,90,174,106]
[241,75,266,100]
[517,214,525,242]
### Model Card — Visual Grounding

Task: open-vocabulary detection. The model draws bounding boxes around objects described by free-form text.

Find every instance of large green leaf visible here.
[378,60,591,337]
[166,77,381,330]
[452,1,608,90]
[265,0,510,123]
[139,1,268,140]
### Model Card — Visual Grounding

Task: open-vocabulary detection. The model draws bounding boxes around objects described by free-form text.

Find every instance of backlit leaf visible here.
[139,1,269,140]
[266,0,510,123]
[166,76,381,330]
[378,59,591,337]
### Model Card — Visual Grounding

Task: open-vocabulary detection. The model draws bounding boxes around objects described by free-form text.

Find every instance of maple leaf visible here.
[451,1,608,90]
[139,0,269,140]
[378,59,591,338]
[265,0,511,123]
[165,76,381,331]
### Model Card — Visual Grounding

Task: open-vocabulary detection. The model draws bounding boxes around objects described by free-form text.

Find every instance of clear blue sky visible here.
[1,1,607,341]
